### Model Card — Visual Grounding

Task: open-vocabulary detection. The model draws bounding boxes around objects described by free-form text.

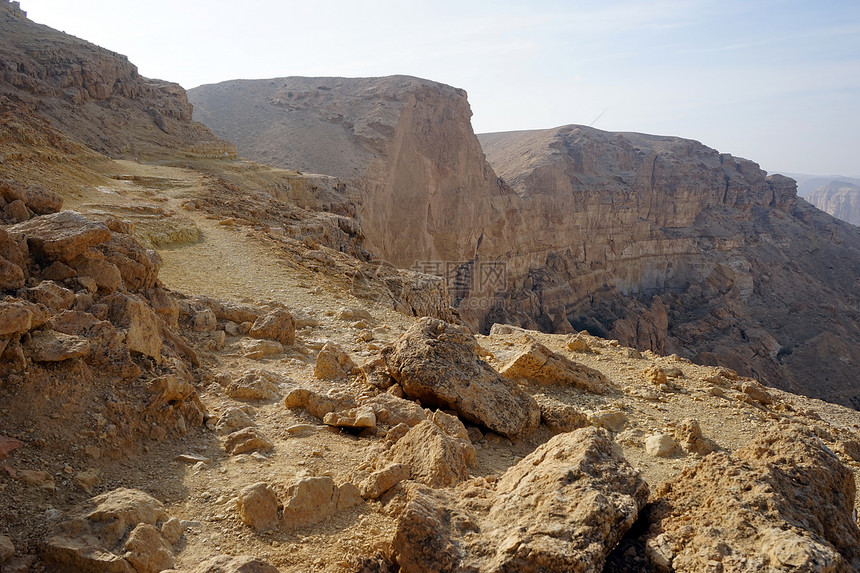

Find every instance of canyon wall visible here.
[804,180,860,226]
[0,1,232,159]
[190,78,860,408]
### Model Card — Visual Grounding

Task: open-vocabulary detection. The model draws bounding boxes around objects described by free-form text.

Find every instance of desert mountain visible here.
[190,79,860,409]
[4,2,860,571]
[803,180,860,227]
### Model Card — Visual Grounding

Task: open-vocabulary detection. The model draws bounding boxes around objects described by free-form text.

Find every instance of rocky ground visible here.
[2,155,860,572]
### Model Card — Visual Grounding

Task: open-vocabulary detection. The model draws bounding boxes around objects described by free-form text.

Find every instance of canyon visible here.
[189,78,860,408]
[3,1,860,571]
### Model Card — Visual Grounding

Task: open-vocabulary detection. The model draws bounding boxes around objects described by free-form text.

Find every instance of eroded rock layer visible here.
[190,77,860,408]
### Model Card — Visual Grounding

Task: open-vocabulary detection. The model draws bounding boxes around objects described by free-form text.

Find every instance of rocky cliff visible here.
[191,79,860,409]
[805,180,860,226]
[0,0,232,160]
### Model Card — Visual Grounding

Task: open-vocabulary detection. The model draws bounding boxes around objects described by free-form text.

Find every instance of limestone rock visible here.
[225,370,282,401]
[642,366,667,385]
[42,488,177,573]
[535,394,589,433]
[284,388,347,419]
[24,280,75,312]
[393,427,649,573]
[359,463,410,500]
[366,392,427,427]
[23,329,90,362]
[672,418,717,455]
[644,433,678,458]
[314,341,356,379]
[123,523,175,573]
[0,181,62,215]
[282,476,361,528]
[73,257,123,292]
[223,427,274,455]
[104,293,163,360]
[98,232,162,292]
[74,468,100,494]
[248,308,295,346]
[382,317,540,438]
[608,425,860,571]
[0,300,49,336]
[215,407,256,436]
[324,405,376,430]
[500,341,611,393]
[240,338,283,359]
[8,211,111,263]
[381,420,476,488]
[237,482,280,532]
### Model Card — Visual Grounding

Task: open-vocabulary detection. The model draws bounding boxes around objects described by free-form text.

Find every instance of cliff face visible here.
[0,1,232,159]
[190,77,860,408]
[805,180,860,226]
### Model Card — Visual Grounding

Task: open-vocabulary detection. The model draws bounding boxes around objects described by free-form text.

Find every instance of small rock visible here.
[282,476,361,527]
[240,338,284,359]
[74,468,100,494]
[566,334,593,352]
[123,523,175,573]
[644,433,679,457]
[237,482,280,532]
[223,427,274,455]
[249,308,296,346]
[323,405,376,430]
[174,454,211,464]
[642,366,668,385]
[359,463,410,499]
[314,342,356,379]
[591,410,628,432]
[215,408,256,436]
[0,534,14,563]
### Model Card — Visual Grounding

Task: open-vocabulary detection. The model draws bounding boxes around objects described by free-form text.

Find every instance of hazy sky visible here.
[22,0,860,176]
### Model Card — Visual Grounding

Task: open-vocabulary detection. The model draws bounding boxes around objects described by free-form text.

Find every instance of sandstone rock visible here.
[49,309,138,377]
[590,410,629,432]
[215,407,256,436]
[642,366,668,385]
[366,392,426,427]
[359,463,410,500]
[739,381,773,405]
[223,427,273,455]
[644,433,678,458]
[381,420,476,488]
[237,482,280,532]
[324,405,376,430]
[0,300,49,336]
[0,182,62,215]
[74,468,100,494]
[430,410,469,440]
[23,329,90,362]
[9,211,111,263]
[145,288,179,328]
[0,534,13,563]
[42,488,176,573]
[0,255,24,290]
[4,199,30,223]
[567,333,593,352]
[282,476,361,528]
[672,418,717,455]
[240,338,283,359]
[360,355,395,389]
[176,555,280,573]
[193,296,260,324]
[73,257,123,292]
[248,308,295,346]
[41,260,76,281]
[99,232,161,292]
[535,393,589,433]
[382,317,540,438]
[225,370,282,401]
[24,280,75,312]
[608,425,860,571]
[393,427,649,573]
[284,388,346,419]
[314,341,356,379]
[147,373,195,405]
[123,523,175,573]
[104,293,163,360]
[500,340,610,393]
[17,469,55,491]
[191,308,218,332]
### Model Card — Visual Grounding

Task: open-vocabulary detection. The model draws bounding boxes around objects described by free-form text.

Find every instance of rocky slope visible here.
[804,180,860,226]
[190,78,860,409]
[4,4,860,572]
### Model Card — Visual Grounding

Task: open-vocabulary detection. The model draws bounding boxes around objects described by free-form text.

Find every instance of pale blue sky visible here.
[22,0,860,176]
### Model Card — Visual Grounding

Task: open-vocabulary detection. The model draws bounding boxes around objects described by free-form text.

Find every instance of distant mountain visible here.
[804,180,860,227]
[771,172,860,198]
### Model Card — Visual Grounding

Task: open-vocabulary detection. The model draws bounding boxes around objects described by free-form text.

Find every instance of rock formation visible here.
[190,78,860,408]
[805,179,860,226]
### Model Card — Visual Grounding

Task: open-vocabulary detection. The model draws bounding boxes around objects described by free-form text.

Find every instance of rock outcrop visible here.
[190,78,860,408]
[381,317,540,438]
[392,427,649,573]
[0,5,233,159]
[805,179,860,226]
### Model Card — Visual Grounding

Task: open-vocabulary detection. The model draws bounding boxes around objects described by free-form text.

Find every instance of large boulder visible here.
[281,476,361,528]
[42,488,180,573]
[381,317,540,438]
[381,419,476,488]
[499,341,611,394]
[393,427,649,573]
[248,308,295,346]
[607,424,860,572]
[8,211,110,263]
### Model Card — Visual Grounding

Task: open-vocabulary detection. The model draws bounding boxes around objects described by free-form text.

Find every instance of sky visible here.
[21,0,860,176]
